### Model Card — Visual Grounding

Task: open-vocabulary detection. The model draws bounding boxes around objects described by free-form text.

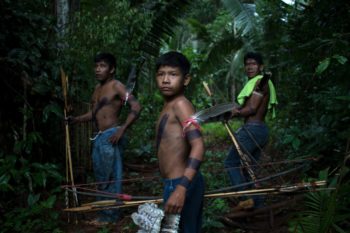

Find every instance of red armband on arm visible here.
[181,118,201,137]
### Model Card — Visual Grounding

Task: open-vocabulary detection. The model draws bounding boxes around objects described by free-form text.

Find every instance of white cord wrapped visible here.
[131,203,181,233]
[131,203,164,233]
[160,214,181,233]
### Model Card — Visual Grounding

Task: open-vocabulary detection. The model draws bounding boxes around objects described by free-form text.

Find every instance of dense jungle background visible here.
[1,0,350,232]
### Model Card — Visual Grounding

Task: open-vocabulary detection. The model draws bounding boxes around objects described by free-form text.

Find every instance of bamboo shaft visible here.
[64,180,327,212]
[224,122,257,182]
[61,68,79,207]
[64,198,163,212]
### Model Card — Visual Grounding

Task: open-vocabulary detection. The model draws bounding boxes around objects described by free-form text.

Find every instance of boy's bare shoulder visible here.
[172,96,193,109]
[109,79,122,87]
[110,79,127,95]
[172,96,195,119]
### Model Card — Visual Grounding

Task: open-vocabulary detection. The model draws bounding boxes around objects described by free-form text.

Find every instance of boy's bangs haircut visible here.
[94,52,117,70]
[156,51,191,76]
[244,52,264,65]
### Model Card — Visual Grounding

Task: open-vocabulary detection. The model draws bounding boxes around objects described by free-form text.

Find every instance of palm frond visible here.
[186,18,211,43]
[221,0,258,38]
[198,32,243,75]
[139,0,192,57]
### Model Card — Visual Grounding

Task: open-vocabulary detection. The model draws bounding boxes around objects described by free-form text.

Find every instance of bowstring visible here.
[61,157,315,198]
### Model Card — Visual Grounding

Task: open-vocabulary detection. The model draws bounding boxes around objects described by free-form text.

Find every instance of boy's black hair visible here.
[156,51,191,76]
[244,52,264,65]
[94,52,116,71]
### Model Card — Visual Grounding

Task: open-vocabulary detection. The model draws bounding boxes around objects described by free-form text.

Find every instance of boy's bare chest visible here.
[94,85,119,103]
[157,112,181,135]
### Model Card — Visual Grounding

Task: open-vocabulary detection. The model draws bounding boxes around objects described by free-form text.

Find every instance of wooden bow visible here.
[60,67,79,209]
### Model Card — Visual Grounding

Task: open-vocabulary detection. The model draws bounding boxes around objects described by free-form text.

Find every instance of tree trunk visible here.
[56,0,69,38]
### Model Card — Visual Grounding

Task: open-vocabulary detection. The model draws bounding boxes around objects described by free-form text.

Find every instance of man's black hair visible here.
[244,52,264,65]
[156,51,191,76]
[94,52,116,71]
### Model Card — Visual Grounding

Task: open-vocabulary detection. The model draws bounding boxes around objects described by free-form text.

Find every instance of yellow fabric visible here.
[237,75,278,118]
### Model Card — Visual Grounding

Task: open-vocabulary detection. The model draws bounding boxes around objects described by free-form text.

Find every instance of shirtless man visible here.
[155,51,205,233]
[67,52,141,223]
[224,52,277,209]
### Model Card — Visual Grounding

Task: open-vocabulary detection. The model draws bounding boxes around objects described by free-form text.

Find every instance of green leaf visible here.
[32,82,52,95]
[332,55,348,65]
[332,223,347,233]
[41,195,56,209]
[315,58,330,75]
[140,0,192,57]
[318,168,329,180]
[0,174,12,191]
[199,33,243,74]
[28,193,40,206]
[43,102,63,122]
[334,95,350,101]
[222,0,257,37]
[33,171,47,188]
[292,138,301,150]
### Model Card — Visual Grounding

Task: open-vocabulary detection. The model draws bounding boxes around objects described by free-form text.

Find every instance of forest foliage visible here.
[0,0,349,232]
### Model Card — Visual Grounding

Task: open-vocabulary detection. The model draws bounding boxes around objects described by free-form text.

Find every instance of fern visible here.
[290,167,350,233]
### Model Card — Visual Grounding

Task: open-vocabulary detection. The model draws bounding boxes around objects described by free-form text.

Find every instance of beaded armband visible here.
[184,129,202,141]
[186,157,202,171]
[179,176,191,189]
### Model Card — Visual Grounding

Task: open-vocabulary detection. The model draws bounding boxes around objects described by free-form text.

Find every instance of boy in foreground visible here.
[155,51,205,233]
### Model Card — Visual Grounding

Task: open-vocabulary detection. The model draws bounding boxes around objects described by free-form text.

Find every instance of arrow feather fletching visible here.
[126,65,137,93]
[191,102,240,124]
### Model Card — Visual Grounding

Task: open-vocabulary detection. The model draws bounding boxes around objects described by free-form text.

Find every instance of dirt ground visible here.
[61,144,297,233]
[61,211,138,233]
[61,202,293,233]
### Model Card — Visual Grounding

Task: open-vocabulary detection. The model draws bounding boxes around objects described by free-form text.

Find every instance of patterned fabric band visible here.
[185,129,202,141]
[179,176,191,189]
[186,157,201,171]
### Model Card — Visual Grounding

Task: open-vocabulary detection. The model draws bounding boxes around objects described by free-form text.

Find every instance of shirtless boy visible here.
[155,51,205,232]
[224,52,277,209]
[67,52,141,223]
